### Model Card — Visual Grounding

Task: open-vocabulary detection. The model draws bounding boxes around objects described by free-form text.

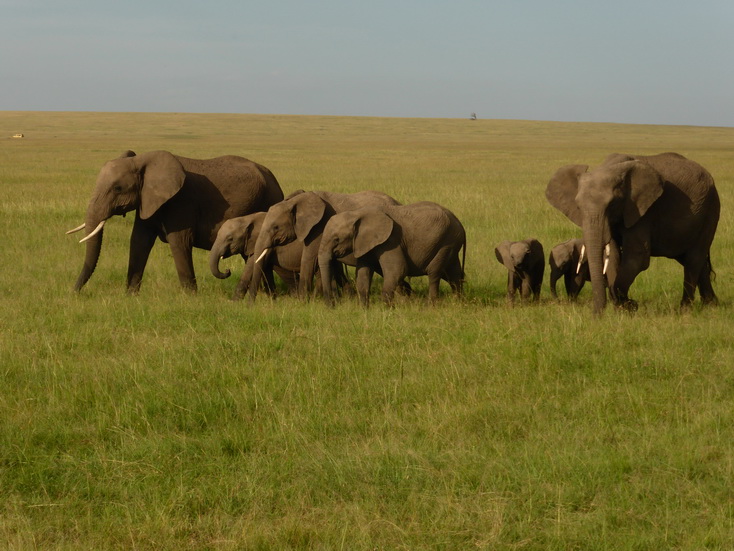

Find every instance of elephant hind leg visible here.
[682,252,718,307]
[442,256,464,296]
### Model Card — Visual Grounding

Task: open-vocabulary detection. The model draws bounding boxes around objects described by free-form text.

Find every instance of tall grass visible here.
[1,112,734,549]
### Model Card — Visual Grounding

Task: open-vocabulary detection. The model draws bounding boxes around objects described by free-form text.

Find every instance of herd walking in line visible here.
[66,150,721,314]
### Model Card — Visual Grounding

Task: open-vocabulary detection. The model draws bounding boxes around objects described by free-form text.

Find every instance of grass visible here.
[1,112,734,549]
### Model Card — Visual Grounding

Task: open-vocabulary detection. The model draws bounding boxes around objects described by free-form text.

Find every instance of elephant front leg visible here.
[355,263,374,306]
[167,230,197,291]
[612,249,648,311]
[127,217,157,294]
[297,239,320,299]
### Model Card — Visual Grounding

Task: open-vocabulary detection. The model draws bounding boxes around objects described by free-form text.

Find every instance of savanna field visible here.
[2,111,734,550]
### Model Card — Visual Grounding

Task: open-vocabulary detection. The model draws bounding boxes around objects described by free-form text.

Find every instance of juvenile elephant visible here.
[209,212,302,296]
[318,202,466,306]
[242,190,402,301]
[495,238,545,302]
[67,150,284,293]
[546,152,720,313]
[549,238,617,299]
[549,238,588,299]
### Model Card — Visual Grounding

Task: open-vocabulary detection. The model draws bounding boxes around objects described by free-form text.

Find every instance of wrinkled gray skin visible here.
[242,190,402,302]
[209,212,302,296]
[546,152,720,313]
[495,238,545,302]
[69,150,283,293]
[318,202,466,306]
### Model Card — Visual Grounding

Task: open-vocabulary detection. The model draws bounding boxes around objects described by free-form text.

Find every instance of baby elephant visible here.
[549,238,588,299]
[495,238,545,302]
[209,212,302,297]
[318,202,466,306]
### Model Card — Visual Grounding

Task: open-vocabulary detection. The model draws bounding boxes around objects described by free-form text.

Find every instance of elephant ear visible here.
[620,161,664,228]
[353,210,394,258]
[242,218,259,257]
[545,164,588,227]
[294,192,327,241]
[495,241,513,271]
[137,151,186,220]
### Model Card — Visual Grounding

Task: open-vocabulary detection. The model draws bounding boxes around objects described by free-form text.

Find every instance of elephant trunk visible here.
[582,218,609,314]
[73,214,106,292]
[318,250,335,306]
[549,269,560,298]
[209,242,231,279]
[247,230,274,302]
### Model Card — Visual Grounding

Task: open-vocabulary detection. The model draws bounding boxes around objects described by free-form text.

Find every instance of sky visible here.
[2,0,733,127]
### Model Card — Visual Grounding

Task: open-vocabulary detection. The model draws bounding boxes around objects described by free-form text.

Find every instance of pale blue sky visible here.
[2,0,733,126]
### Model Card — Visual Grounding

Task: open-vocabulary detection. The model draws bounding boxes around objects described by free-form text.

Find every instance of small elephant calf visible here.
[209,212,302,298]
[549,238,589,299]
[495,238,545,302]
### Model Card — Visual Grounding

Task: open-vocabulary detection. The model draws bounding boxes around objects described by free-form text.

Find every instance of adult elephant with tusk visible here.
[67,150,284,293]
[546,152,720,314]
[241,189,402,302]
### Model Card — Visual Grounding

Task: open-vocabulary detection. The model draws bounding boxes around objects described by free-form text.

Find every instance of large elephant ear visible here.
[353,210,393,258]
[494,241,512,271]
[620,161,664,228]
[545,164,588,227]
[294,192,327,241]
[137,151,185,220]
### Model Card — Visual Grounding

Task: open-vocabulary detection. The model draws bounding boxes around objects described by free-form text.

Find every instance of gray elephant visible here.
[67,150,284,293]
[241,190,402,301]
[495,238,545,302]
[318,202,466,306]
[549,238,588,299]
[546,152,720,313]
[209,212,302,296]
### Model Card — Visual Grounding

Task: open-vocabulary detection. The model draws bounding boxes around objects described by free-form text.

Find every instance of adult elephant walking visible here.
[240,190,401,301]
[545,152,720,314]
[67,150,284,293]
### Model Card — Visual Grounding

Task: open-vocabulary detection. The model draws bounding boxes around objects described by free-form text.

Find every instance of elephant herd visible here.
[67,150,721,314]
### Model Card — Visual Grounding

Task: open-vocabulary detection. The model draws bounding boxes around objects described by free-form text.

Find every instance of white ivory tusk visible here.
[576,244,585,274]
[66,223,86,235]
[603,257,609,275]
[255,248,269,264]
[79,220,105,243]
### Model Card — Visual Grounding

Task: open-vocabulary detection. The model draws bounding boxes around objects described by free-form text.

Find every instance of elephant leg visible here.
[612,250,649,310]
[232,259,255,300]
[520,276,532,300]
[442,256,464,296]
[167,231,197,291]
[127,218,157,294]
[697,256,718,306]
[297,239,320,299]
[355,263,373,306]
[681,252,717,308]
[506,272,519,302]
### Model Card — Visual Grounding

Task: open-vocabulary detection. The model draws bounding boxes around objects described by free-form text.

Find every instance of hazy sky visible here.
[2,0,733,126]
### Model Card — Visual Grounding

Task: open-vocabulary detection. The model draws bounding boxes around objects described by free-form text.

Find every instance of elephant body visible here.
[242,190,402,301]
[318,201,466,305]
[495,238,545,302]
[209,212,302,296]
[546,152,719,313]
[549,238,588,299]
[69,150,284,293]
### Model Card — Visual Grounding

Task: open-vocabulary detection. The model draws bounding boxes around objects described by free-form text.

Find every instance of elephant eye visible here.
[112,184,123,193]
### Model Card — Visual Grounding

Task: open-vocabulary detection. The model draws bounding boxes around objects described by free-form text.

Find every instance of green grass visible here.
[1,112,734,549]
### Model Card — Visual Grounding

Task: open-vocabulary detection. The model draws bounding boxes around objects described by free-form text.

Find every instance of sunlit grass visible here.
[1,112,734,549]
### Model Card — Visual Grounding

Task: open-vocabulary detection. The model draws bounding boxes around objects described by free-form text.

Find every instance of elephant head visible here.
[495,240,534,275]
[246,192,331,298]
[209,212,265,279]
[67,150,186,291]
[318,209,393,304]
[546,158,664,313]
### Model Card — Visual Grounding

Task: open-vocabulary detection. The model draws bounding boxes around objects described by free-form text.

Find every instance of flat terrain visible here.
[1,112,734,549]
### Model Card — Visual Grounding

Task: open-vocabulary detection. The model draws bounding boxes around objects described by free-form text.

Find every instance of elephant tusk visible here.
[576,244,585,274]
[603,244,611,275]
[255,248,269,264]
[66,223,86,235]
[79,220,105,243]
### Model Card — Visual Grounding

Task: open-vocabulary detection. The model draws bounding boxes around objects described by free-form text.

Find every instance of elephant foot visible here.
[616,299,638,312]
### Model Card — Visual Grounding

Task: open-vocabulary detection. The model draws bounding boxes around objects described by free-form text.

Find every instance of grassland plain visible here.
[1,111,734,550]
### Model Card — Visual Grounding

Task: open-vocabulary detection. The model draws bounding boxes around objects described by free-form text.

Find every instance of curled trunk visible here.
[209,243,231,279]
